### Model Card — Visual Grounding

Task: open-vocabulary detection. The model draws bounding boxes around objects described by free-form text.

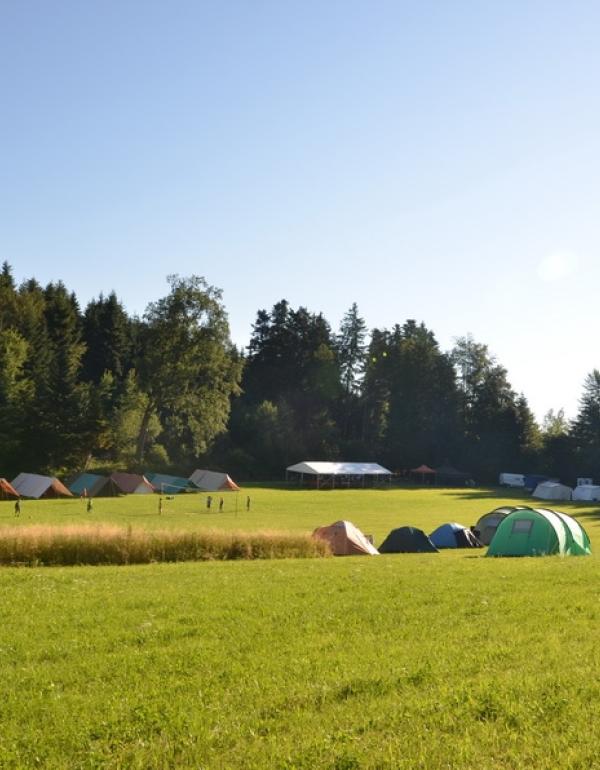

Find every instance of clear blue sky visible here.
[2,1,599,421]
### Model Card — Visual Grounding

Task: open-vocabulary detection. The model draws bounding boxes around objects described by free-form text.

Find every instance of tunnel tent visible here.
[487,508,591,557]
[475,506,533,545]
[189,469,240,491]
[430,522,482,549]
[11,473,73,499]
[379,526,438,553]
[0,478,20,499]
[312,520,379,556]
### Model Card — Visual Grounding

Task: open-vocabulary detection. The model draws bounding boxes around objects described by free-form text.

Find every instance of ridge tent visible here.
[286,461,391,489]
[430,522,483,549]
[189,469,240,492]
[146,473,197,494]
[379,526,438,553]
[69,473,119,498]
[572,485,600,502]
[11,473,72,499]
[475,506,533,545]
[532,481,573,501]
[109,472,155,495]
[0,478,20,499]
[312,520,379,556]
[487,508,591,557]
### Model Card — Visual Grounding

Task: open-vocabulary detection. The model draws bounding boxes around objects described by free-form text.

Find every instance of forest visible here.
[0,261,598,483]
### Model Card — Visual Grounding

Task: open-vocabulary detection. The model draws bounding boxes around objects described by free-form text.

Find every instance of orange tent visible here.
[0,478,19,499]
[312,520,379,556]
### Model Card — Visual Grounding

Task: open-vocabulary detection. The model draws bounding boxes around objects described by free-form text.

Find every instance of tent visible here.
[523,474,549,492]
[379,526,438,553]
[572,485,600,502]
[475,506,533,545]
[189,469,240,491]
[434,464,472,486]
[11,473,72,499]
[286,461,391,488]
[532,481,573,501]
[109,472,155,495]
[146,473,197,494]
[312,520,379,556]
[430,522,482,549]
[0,478,20,499]
[498,473,525,487]
[69,473,119,498]
[410,465,436,484]
[487,508,591,557]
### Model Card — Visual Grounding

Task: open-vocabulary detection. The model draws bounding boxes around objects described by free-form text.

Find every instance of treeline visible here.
[0,262,598,483]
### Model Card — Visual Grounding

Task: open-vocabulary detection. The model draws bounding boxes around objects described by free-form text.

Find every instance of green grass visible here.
[1,486,600,768]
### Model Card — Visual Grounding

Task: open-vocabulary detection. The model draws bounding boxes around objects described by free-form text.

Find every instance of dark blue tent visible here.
[430,522,482,549]
[379,526,438,553]
[523,474,550,492]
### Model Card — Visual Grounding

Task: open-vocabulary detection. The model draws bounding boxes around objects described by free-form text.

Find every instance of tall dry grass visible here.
[0,525,330,566]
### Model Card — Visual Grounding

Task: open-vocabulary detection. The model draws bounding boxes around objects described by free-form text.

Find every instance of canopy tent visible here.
[572,485,600,502]
[109,472,155,495]
[410,464,436,484]
[68,473,119,498]
[430,522,482,549]
[434,464,472,486]
[189,469,240,491]
[11,473,72,499]
[0,478,20,499]
[379,526,438,553]
[286,461,392,489]
[532,481,573,501]
[487,508,591,557]
[146,473,197,494]
[312,520,379,556]
[475,506,533,545]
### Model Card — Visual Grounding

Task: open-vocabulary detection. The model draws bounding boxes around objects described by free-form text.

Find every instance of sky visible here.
[2,1,600,421]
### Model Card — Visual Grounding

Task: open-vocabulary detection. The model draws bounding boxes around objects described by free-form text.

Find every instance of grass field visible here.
[1,486,600,768]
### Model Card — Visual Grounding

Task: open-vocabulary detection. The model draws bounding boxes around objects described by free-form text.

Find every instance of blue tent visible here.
[523,474,550,492]
[430,522,482,549]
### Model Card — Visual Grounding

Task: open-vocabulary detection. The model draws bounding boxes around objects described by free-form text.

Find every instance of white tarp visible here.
[11,472,72,499]
[572,485,600,501]
[532,481,573,501]
[286,461,391,476]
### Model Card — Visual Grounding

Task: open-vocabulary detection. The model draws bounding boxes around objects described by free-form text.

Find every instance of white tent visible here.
[11,472,72,499]
[498,473,525,487]
[189,469,240,491]
[532,481,573,501]
[312,520,379,556]
[572,485,600,502]
[286,461,392,488]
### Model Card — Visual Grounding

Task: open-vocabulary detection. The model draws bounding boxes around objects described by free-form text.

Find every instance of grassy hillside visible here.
[1,486,599,768]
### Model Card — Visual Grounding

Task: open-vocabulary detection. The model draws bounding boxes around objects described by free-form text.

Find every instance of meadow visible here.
[1,486,600,769]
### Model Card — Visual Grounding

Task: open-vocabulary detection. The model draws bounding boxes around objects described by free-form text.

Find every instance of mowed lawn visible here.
[1,486,600,769]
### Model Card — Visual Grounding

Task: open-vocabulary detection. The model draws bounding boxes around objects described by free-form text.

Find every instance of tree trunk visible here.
[135,402,154,464]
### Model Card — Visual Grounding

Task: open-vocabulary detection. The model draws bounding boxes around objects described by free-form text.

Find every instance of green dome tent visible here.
[487,508,591,557]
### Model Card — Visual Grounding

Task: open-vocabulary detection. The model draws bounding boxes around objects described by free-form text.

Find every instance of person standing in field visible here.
[14,499,21,516]
[158,497,163,515]
[206,495,212,510]
[87,498,93,513]
[246,496,250,512]
[219,497,224,512]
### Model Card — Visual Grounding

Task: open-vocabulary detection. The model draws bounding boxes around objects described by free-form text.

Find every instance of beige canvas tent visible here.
[189,469,240,491]
[312,520,379,556]
[532,481,573,501]
[109,472,155,495]
[11,473,72,499]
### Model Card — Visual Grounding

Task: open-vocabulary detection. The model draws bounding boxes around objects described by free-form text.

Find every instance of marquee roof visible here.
[286,461,391,476]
